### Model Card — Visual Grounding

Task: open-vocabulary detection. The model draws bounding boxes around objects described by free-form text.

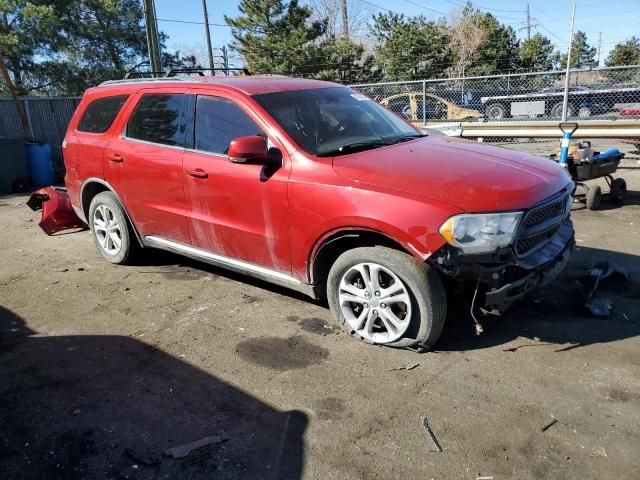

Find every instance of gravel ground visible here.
[1,145,639,479]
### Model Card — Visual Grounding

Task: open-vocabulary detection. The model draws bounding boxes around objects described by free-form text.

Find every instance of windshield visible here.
[252,87,422,156]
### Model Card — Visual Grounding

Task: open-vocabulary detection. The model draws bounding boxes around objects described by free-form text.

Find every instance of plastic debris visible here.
[164,435,228,459]
[584,261,629,316]
[586,298,613,316]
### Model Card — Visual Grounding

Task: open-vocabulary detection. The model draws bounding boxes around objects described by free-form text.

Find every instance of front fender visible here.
[289,180,461,282]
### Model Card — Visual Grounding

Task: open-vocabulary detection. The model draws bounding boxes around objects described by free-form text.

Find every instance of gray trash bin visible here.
[0,138,29,194]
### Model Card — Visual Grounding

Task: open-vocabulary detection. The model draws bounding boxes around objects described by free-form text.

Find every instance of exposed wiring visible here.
[470,271,485,335]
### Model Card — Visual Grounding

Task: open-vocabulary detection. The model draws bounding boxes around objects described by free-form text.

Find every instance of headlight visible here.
[439,212,523,254]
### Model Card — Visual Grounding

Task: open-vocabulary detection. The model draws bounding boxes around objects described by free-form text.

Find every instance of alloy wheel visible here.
[93,204,122,256]
[338,262,412,344]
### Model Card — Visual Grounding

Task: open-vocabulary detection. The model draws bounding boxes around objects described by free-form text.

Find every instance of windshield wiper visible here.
[317,140,390,157]
[389,134,427,144]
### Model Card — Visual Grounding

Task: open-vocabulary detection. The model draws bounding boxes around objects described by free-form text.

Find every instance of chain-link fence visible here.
[351,65,640,124]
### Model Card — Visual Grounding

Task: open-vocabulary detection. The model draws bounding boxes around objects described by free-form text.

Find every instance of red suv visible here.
[63,75,574,350]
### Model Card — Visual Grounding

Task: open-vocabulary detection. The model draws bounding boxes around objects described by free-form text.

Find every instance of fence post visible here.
[422,80,426,128]
[22,97,34,142]
[561,2,576,122]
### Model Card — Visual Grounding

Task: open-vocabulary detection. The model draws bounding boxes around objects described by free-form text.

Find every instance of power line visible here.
[437,0,526,14]
[401,0,525,21]
[157,17,231,27]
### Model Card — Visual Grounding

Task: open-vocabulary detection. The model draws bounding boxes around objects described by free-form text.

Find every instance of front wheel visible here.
[585,184,602,210]
[610,178,626,203]
[550,102,574,119]
[326,246,447,349]
[485,103,507,120]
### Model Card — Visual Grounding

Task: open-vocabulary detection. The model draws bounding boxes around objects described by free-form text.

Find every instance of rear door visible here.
[182,91,292,272]
[104,89,191,243]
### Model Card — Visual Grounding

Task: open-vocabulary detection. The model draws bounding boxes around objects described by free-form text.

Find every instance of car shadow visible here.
[136,249,320,305]
[136,244,640,355]
[434,246,640,353]
[0,306,307,480]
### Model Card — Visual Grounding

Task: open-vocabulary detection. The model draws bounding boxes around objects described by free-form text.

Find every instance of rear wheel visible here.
[326,246,447,349]
[89,191,138,264]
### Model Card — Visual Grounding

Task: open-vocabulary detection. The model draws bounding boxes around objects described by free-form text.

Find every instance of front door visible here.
[104,90,190,243]
[182,93,291,273]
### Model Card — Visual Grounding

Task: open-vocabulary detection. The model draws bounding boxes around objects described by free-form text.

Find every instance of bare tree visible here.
[446,13,487,78]
[308,0,371,41]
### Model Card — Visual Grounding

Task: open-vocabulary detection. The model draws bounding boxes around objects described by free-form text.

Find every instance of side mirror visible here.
[228,136,269,164]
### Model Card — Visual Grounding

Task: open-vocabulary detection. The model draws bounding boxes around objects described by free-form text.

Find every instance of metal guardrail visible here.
[421,120,640,139]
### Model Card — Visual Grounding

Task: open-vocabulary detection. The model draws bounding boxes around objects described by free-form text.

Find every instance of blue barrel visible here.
[25,142,55,187]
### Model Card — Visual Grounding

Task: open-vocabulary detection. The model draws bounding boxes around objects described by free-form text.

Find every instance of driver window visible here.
[194,96,263,155]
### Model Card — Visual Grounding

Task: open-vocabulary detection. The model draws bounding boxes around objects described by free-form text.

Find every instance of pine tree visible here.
[225,0,326,75]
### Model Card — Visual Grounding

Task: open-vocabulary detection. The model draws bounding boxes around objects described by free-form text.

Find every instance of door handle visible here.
[187,168,208,179]
[107,153,124,163]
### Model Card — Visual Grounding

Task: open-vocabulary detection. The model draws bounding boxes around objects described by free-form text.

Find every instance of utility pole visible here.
[596,32,602,66]
[221,46,229,75]
[201,0,215,74]
[341,0,349,38]
[526,2,531,40]
[561,1,576,122]
[142,0,162,75]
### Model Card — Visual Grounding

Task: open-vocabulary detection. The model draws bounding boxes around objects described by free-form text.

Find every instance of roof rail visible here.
[98,65,253,87]
[99,77,197,86]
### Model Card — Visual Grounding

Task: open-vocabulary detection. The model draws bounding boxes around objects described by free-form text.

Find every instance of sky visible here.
[154,0,640,69]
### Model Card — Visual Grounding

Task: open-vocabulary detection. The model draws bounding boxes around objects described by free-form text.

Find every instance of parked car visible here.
[380,92,483,122]
[63,75,574,350]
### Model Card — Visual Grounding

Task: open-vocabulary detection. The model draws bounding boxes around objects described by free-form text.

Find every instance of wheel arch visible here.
[309,228,420,296]
[80,178,143,246]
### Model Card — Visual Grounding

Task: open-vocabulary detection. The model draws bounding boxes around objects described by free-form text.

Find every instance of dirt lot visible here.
[1,149,640,479]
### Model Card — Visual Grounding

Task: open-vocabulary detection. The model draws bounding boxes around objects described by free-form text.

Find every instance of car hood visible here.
[332,136,571,212]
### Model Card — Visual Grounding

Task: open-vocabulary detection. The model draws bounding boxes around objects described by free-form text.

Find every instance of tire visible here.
[88,191,138,264]
[577,106,591,118]
[585,185,602,210]
[610,178,626,204]
[326,246,447,349]
[485,103,507,120]
[550,102,574,119]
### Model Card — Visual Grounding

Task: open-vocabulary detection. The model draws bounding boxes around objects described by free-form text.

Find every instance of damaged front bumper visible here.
[430,216,575,311]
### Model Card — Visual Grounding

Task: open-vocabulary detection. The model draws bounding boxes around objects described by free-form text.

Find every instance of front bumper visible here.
[429,216,575,311]
[483,234,572,308]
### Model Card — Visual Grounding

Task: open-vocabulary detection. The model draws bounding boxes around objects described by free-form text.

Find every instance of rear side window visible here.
[77,95,128,133]
[126,94,186,146]
[195,96,263,155]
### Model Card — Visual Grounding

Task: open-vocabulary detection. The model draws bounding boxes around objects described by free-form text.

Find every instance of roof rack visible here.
[165,67,252,77]
[121,66,251,79]
[98,65,253,87]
